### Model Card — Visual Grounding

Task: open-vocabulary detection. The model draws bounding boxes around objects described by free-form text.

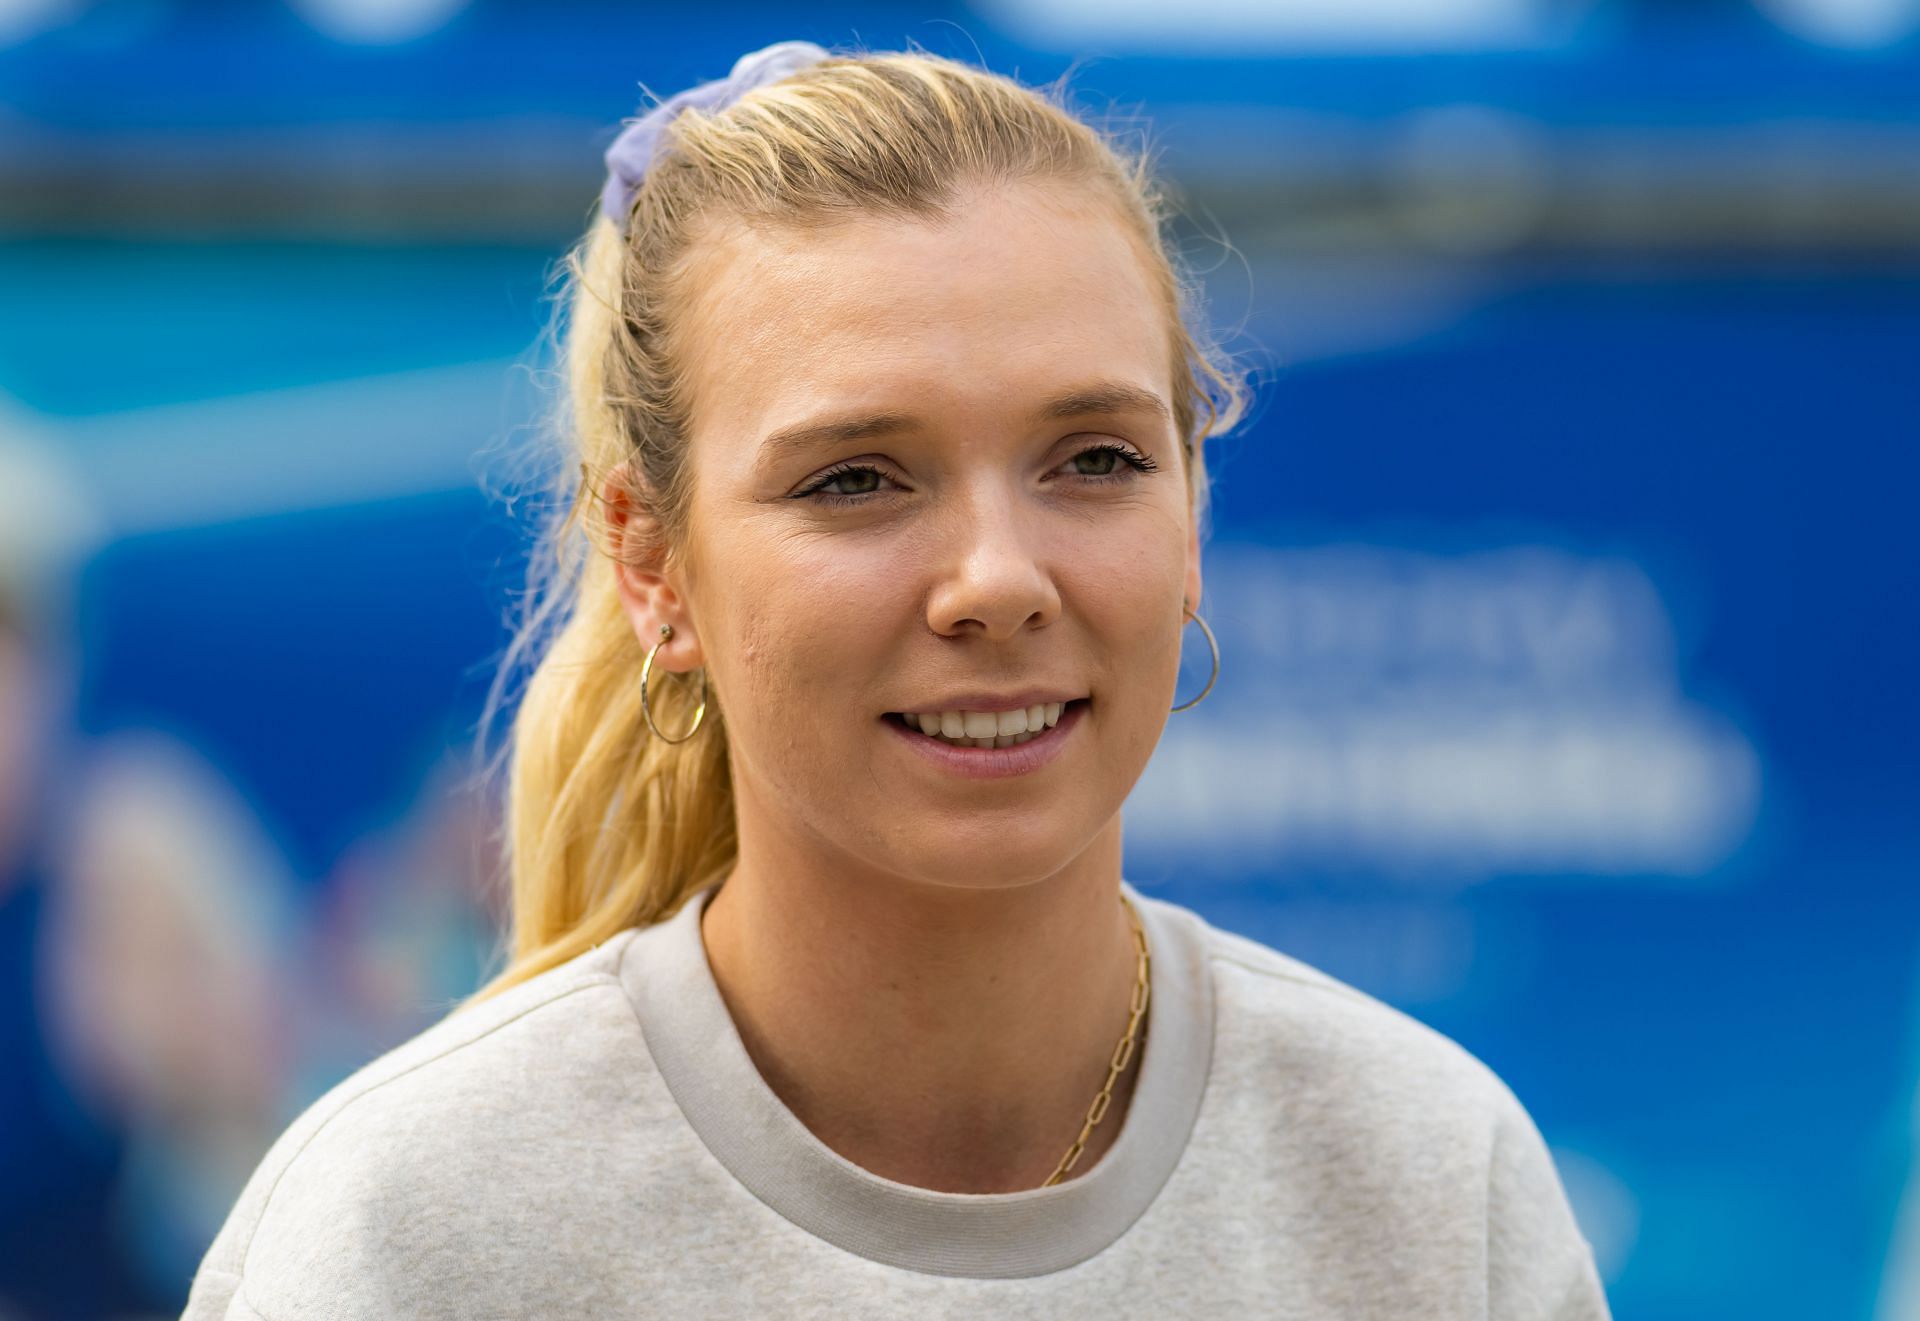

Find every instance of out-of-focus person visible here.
[0,415,149,1320]
[0,413,303,1317]
[38,730,302,1310]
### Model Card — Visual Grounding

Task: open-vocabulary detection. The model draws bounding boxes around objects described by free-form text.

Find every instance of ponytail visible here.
[456,48,1248,1012]
[456,220,735,1011]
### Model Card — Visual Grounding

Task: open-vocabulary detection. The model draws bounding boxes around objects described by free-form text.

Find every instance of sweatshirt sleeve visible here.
[177,1084,355,1320]
[178,1177,268,1319]
[180,1264,253,1321]
[1484,1079,1613,1321]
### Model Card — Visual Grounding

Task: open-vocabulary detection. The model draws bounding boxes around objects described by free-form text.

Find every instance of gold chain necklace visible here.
[1041,892,1151,1186]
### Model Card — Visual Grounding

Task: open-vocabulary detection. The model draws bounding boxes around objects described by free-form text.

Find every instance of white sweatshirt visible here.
[183,880,1611,1319]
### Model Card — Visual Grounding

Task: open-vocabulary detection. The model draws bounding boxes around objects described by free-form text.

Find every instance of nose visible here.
[923,481,1062,641]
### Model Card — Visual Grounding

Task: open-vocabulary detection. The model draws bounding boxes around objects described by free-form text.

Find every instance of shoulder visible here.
[1151,893,1560,1193]
[279,927,647,1144]
[183,931,647,1318]
[1165,898,1607,1316]
[1184,903,1519,1125]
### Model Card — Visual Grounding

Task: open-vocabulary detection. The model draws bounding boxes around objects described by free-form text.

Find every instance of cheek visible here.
[713,535,894,722]
[1066,506,1190,741]
[1070,503,1189,635]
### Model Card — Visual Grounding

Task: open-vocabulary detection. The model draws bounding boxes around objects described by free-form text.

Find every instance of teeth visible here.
[898,701,1076,748]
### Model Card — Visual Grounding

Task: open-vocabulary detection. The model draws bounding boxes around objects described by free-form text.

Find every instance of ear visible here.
[603,461,705,672]
[1183,511,1203,620]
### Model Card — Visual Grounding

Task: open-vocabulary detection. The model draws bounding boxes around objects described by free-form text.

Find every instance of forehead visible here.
[674,181,1172,461]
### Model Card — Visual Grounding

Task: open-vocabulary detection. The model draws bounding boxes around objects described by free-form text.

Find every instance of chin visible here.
[882,818,1110,890]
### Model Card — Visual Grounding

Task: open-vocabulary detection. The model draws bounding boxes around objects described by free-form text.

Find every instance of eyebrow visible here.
[757,381,1174,464]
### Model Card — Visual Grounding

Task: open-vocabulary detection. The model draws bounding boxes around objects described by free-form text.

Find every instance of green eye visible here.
[812,467,884,497]
[795,441,1158,508]
[1065,443,1158,481]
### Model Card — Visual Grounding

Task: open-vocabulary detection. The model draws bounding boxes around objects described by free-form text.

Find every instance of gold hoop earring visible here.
[1172,607,1219,713]
[642,623,708,743]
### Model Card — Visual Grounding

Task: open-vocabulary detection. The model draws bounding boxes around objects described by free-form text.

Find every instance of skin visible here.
[604,178,1202,1193]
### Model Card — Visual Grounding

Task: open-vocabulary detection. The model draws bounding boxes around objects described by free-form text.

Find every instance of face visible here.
[610,179,1201,892]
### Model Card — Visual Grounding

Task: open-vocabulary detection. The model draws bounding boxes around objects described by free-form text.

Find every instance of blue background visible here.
[2,3,1917,1318]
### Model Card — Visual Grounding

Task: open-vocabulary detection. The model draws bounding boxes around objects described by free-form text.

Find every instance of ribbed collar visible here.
[616,878,1215,1278]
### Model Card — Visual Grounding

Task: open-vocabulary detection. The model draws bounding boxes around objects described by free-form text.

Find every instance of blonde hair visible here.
[458,48,1248,1011]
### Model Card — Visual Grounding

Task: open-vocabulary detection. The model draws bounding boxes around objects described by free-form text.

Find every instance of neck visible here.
[697,823,1145,1193]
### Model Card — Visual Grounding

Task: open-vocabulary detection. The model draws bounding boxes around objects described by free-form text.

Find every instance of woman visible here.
[184,43,1611,1318]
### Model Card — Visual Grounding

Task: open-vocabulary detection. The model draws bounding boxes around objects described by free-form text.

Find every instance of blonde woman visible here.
[184,43,1610,1319]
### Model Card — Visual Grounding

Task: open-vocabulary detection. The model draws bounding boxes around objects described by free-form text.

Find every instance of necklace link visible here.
[1041,892,1151,1187]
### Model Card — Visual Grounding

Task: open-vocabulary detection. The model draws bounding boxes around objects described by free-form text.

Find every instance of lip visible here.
[882,699,1088,780]
[889,688,1085,715]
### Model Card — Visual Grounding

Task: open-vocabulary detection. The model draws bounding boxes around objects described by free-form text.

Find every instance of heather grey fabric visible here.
[182,880,1612,1319]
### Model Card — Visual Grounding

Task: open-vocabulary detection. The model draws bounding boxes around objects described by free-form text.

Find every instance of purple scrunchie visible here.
[600,39,834,229]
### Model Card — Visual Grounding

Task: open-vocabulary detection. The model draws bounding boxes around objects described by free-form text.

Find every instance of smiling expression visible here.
[640,177,1202,888]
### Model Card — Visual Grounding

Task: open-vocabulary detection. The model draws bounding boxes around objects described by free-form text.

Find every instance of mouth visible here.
[880,698,1090,778]
[882,697,1091,748]
[879,695,1090,779]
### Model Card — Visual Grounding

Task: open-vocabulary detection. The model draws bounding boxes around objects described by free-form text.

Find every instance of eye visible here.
[1060,442,1159,482]
[792,441,1160,508]
[796,461,894,505]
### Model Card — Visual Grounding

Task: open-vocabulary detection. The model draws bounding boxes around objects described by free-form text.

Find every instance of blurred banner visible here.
[2,3,1916,1319]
